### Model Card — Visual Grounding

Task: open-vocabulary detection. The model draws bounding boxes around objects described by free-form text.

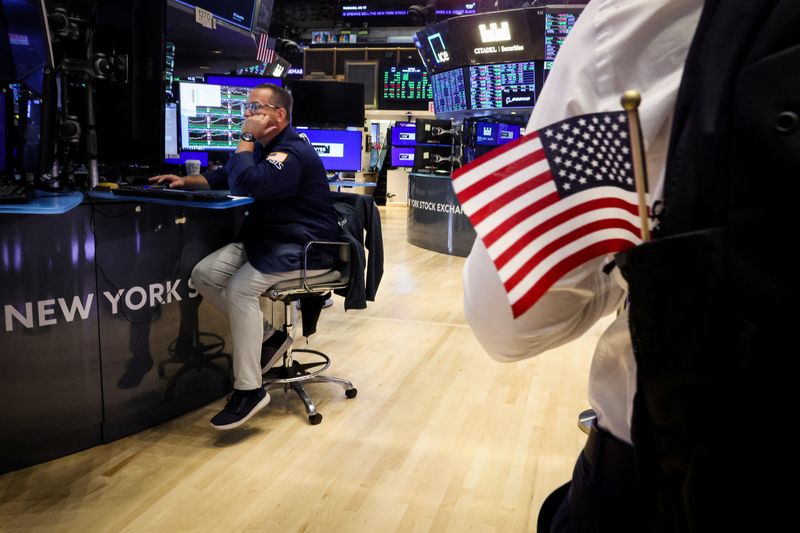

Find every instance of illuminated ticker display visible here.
[468,61,536,109]
[382,67,433,101]
[431,68,468,113]
[544,12,579,61]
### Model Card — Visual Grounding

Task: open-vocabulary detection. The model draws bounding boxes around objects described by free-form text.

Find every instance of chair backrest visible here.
[266,240,353,301]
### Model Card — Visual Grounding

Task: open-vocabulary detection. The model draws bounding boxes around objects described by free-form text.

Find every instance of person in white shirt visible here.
[462,0,704,530]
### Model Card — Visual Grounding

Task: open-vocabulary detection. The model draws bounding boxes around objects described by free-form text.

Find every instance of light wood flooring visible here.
[0,205,611,532]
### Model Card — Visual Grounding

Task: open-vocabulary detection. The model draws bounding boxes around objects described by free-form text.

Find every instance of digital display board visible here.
[381,67,432,101]
[468,61,536,109]
[544,10,580,61]
[476,121,522,146]
[391,122,417,146]
[296,128,362,172]
[174,0,256,31]
[391,146,415,167]
[431,68,468,114]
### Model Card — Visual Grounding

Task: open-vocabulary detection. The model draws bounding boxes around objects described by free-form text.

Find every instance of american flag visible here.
[453,112,644,318]
[257,33,276,64]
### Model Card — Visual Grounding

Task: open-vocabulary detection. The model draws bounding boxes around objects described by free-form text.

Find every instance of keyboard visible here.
[111,185,232,203]
[0,184,31,204]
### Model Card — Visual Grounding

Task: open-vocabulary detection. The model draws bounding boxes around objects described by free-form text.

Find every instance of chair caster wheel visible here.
[345,388,357,399]
[309,413,323,425]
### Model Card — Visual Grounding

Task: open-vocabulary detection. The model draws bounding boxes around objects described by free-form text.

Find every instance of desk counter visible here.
[407,172,476,257]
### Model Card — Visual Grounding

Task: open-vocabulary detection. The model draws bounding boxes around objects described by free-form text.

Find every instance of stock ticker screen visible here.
[431,68,467,114]
[544,10,580,61]
[179,82,247,151]
[468,62,536,110]
[381,66,432,101]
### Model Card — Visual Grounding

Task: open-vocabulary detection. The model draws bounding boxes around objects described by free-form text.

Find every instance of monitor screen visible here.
[544,7,582,61]
[164,103,179,159]
[173,0,257,31]
[391,122,416,146]
[0,87,6,173]
[414,144,452,173]
[431,68,467,114]
[164,150,209,167]
[391,146,414,168]
[290,80,364,128]
[475,121,522,146]
[296,128,362,172]
[435,1,478,21]
[179,81,248,151]
[1,0,54,96]
[498,123,521,144]
[468,61,536,109]
[379,66,432,111]
[205,75,282,88]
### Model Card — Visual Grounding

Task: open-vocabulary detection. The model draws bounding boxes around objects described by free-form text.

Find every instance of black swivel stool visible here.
[261,241,357,425]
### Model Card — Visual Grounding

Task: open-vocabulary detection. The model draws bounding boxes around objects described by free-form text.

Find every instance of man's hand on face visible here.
[242,113,278,140]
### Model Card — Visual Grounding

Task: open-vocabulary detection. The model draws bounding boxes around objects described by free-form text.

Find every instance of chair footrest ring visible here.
[262,348,332,385]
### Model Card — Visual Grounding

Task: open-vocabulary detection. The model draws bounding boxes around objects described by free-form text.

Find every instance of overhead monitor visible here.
[431,68,467,114]
[179,81,247,151]
[475,121,522,146]
[413,145,452,174]
[205,74,282,88]
[415,118,453,145]
[1,0,54,96]
[468,61,536,109]
[296,128,362,172]
[435,1,479,21]
[173,0,257,31]
[544,6,583,61]
[379,66,432,111]
[391,146,414,168]
[391,122,416,147]
[290,80,364,128]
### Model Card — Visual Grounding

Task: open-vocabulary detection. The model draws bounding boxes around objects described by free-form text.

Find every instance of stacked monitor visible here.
[389,122,416,168]
[413,118,456,174]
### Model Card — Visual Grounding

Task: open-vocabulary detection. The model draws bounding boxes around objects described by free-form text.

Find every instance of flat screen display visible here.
[391,146,415,167]
[179,81,248,151]
[544,8,582,61]
[1,0,54,96]
[164,103,179,158]
[296,128,362,172]
[174,0,257,31]
[379,66,432,111]
[415,118,453,145]
[164,150,209,167]
[468,61,536,109]
[475,121,522,146]
[431,68,467,114]
[391,122,416,146]
[290,80,365,128]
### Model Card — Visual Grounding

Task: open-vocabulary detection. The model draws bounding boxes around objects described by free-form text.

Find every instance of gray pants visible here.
[191,242,329,390]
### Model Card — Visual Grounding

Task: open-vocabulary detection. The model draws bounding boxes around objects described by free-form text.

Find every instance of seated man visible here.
[152,83,339,430]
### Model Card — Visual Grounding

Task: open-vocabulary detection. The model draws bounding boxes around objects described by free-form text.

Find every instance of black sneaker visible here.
[209,388,270,430]
[260,329,293,373]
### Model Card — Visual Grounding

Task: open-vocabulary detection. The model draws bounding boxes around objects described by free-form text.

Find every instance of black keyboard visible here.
[111,185,232,203]
[0,184,31,204]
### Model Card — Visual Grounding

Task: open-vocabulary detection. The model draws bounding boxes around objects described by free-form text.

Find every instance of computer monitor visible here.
[475,121,522,146]
[0,86,8,174]
[544,6,583,62]
[391,146,415,168]
[415,118,453,145]
[391,122,416,146]
[290,80,365,128]
[205,74,282,88]
[93,0,165,166]
[498,123,522,144]
[164,102,179,159]
[0,0,54,96]
[413,144,453,174]
[430,68,467,114]
[296,128,362,172]
[378,66,432,111]
[468,62,536,110]
[178,81,248,151]
[164,150,209,167]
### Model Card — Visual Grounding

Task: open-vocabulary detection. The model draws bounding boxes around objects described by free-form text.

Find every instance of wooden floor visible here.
[0,205,610,533]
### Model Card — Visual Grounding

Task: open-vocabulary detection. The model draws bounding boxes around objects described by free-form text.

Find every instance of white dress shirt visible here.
[463,0,704,443]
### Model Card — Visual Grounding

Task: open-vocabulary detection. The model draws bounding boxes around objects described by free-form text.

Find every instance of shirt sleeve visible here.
[221,149,302,199]
[202,167,228,190]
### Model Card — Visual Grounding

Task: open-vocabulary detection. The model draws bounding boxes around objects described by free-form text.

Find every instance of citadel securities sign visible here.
[2,278,199,333]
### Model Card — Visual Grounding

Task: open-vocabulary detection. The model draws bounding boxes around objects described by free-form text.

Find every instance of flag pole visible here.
[621,90,651,242]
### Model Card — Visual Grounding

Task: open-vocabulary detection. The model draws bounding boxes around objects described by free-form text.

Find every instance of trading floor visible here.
[0,205,608,532]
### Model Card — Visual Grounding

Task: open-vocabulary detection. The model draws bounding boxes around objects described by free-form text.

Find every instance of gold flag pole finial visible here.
[621,90,651,242]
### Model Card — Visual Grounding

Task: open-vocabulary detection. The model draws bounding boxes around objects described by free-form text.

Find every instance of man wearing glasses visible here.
[151,84,339,430]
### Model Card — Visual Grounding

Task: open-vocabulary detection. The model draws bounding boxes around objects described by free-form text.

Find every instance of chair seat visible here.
[266,270,346,300]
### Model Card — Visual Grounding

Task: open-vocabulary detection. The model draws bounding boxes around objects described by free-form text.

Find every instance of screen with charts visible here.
[468,62,536,110]
[380,66,432,110]
[179,81,248,151]
[296,128,362,172]
[544,9,581,61]
[431,68,467,114]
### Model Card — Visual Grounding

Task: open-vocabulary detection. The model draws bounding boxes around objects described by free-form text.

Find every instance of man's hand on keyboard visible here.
[149,174,186,188]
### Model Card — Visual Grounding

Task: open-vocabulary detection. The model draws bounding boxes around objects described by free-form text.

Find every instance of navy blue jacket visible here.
[203,126,339,273]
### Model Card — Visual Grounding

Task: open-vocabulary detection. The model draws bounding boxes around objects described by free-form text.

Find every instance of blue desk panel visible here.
[87,190,254,209]
[0,191,84,215]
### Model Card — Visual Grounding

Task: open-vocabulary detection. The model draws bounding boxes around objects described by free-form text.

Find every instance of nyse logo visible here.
[479,22,511,43]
